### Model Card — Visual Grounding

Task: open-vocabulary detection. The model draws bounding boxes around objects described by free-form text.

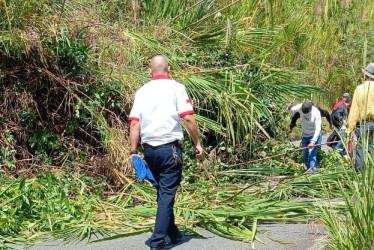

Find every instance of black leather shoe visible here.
[170,232,183,244]
[150,242,172,250]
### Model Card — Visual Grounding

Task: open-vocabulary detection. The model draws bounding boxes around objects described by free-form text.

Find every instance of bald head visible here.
[149,54,170,76]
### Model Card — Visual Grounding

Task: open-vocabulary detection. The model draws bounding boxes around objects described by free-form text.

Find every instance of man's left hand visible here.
[307,142,315,149]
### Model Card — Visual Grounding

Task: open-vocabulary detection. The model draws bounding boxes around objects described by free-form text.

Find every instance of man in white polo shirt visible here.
[129,54,203,250]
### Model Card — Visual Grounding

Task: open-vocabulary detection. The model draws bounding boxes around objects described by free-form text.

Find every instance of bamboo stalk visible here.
[1,0,11,30]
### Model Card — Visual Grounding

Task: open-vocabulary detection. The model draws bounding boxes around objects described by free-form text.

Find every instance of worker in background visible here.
[331,96,352,130]
[129,55,203,250]
[287,100,322,172]
[332,92,351,111]
[289,103,332,133]
[326,93,351,150]
[347,63,374,171]
[330,97,352,155]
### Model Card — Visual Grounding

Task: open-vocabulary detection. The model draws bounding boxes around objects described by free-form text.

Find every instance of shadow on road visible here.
[144,231,210,248]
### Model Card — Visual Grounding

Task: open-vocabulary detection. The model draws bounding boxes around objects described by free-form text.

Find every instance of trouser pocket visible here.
[172,145,182,167]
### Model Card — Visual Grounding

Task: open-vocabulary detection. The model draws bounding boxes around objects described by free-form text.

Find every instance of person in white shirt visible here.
[287,100,322,172]
[129,55,203,250]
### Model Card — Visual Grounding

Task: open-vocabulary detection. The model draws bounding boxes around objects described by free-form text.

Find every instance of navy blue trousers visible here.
[144,144,182,247]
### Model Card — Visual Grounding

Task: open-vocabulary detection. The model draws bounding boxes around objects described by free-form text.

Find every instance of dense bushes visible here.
[0,23,130,180]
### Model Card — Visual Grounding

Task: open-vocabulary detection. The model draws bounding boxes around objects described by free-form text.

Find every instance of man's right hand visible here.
[195,144,203,160]
[307,142,315,149]
[287,103,293,110]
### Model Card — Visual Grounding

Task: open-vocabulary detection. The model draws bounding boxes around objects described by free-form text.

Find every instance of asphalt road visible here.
[25,224,326,250]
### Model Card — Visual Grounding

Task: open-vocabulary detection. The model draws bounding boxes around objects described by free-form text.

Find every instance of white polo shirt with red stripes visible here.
[128,75,194,147]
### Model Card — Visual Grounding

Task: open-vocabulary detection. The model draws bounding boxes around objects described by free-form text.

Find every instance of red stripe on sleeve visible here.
[179,110,195,118]
[128,117,140,122]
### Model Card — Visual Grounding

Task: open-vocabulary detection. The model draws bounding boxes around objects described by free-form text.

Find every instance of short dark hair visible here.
[301,100,313,114]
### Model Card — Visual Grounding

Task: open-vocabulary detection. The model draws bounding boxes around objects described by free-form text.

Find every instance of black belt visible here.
[142,140,181,149]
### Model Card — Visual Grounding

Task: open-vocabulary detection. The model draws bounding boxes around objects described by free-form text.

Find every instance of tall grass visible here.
[0,0,331,156]
[320,38,374,248]
[2,0,373,149]
[322,153,374,249]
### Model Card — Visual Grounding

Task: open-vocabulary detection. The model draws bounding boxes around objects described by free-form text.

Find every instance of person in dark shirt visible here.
[289,104,332,133]
[330,97,352,129]
[330,97,352,156]
[332,92,350,111]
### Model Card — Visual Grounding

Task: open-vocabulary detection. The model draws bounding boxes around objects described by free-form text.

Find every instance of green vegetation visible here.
[321,142,374,249]
[0,155,353,248]
[1,0,374,249]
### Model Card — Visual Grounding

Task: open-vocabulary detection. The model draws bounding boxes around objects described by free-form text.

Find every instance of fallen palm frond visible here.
[0,160,353,249]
